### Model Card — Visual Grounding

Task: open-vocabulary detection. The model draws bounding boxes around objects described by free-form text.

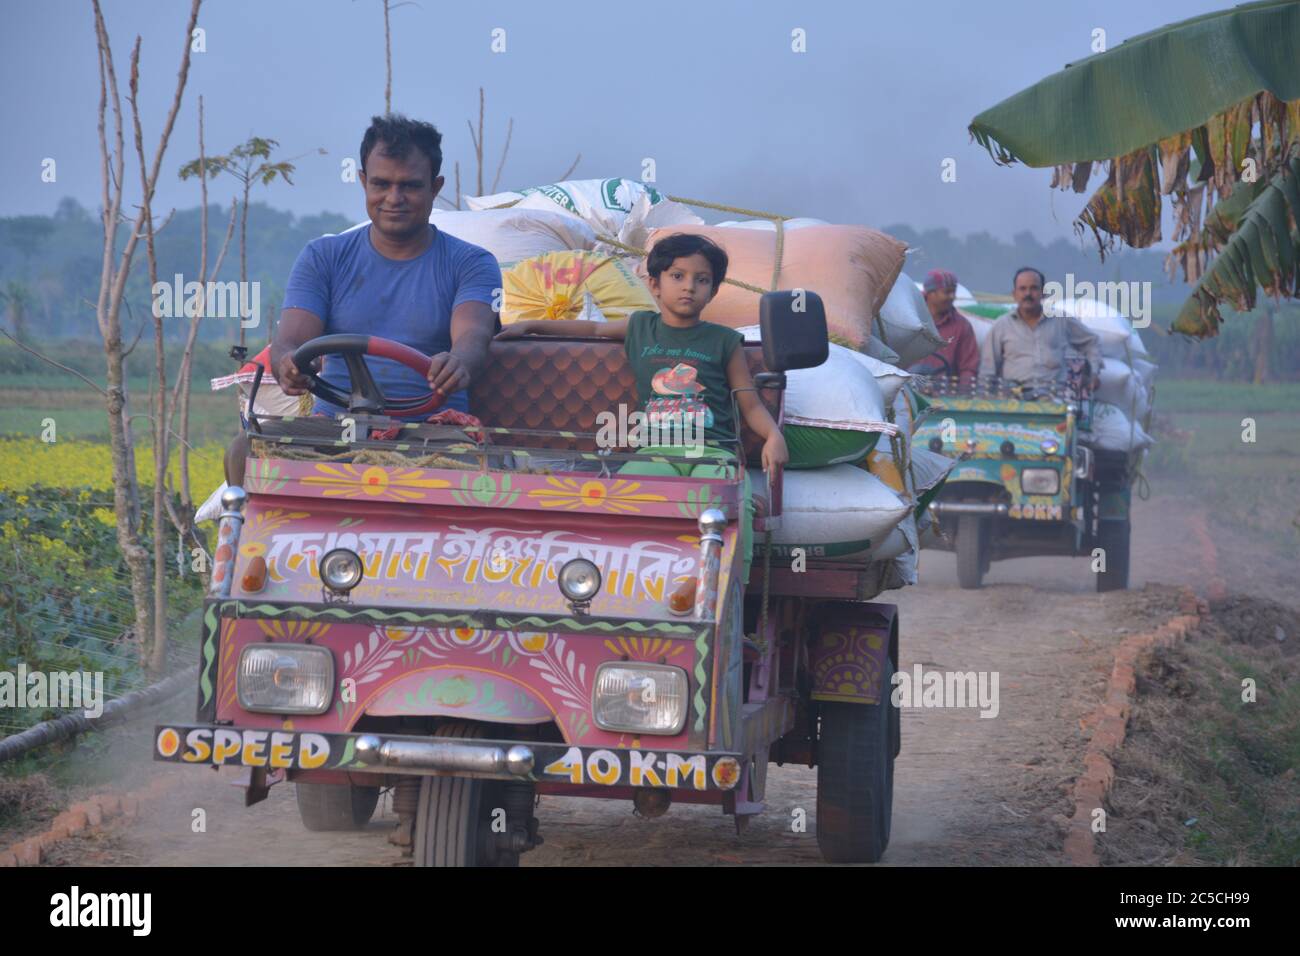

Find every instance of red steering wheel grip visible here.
[365,336,436,377]
[290,334,444,417]
[367,338,444,415]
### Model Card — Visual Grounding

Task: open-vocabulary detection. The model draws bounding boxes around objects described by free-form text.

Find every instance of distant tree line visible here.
[0,197,351,344]
[1,201,1293,380]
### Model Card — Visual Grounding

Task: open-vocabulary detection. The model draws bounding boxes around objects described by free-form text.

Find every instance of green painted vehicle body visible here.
[914,395,1077,524]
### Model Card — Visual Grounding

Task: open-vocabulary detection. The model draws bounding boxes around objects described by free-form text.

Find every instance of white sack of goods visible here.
[884,515,921,588]
[713,217,829,230]
[642,223,907,351]
[755,465,912,562]
[208,346,303,421]
[965,312,995,349]
[427,207,597,261]
[1094,361,1152,421]
[877,271,944,367]
[1131,356,1158,387]
[862,438,954,514]
[863,336,902,365]
[468,178,702,246]
[844,350,911,405]
[1084,402,1155,453]
[736,328,898,467]
[1048,296,1150,362]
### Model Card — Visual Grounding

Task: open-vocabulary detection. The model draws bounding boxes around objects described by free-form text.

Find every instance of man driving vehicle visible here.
[224,114,500,484]
[978,266,1101,388]
[911,268,980,387]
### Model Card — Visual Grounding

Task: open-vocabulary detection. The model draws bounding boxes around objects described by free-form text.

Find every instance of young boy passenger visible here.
[495,233,787,582]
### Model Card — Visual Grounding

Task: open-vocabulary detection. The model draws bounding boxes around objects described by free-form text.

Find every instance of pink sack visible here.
[641,224,906,349]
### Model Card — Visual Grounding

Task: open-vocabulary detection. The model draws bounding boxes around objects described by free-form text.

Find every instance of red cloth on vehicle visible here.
[368,408,487,442]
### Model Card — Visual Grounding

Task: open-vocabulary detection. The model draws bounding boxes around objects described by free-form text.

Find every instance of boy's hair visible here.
[360,114,443,181]
[646,233,728,288]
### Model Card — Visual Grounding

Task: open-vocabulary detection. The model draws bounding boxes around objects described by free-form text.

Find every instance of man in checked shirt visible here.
[979,267,1102,388]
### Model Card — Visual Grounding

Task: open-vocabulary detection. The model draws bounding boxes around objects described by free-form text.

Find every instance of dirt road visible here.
[31,488,1286,867]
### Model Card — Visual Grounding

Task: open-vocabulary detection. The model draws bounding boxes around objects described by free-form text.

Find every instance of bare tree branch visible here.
[119,308,147,358]
[0,328,107,394]
[557,153,581,182]
[491,116,513,193]
[476,87,485,196]
[383,0,391,112]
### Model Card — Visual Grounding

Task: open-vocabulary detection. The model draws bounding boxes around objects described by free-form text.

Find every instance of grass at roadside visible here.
[1101,596,1300,866]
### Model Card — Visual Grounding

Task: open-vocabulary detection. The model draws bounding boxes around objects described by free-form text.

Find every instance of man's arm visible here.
[1066,317,1103,382]
[271,308,325,394]
[955,321,981,385]
[426,247,503,395]
[273,241,330,394]
[978,323,999,380]
[495,318,628,340]
[427,300,496,396]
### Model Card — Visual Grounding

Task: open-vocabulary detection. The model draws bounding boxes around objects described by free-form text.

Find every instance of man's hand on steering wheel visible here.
[426,351,470,397]
[289,334,445,417]
[274,351,319,396]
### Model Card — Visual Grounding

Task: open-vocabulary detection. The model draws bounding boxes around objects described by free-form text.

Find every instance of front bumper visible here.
[154,724,742,791]
[929,501,1009,517]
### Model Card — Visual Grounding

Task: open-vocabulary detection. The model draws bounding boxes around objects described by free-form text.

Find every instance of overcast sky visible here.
[2,0,1223,242]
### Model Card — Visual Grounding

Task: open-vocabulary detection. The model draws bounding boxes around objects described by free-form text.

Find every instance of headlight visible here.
[319,548,363,593]
[558,558,601,603]
[1020,468,1060,495]
[237,644,334,714]
[1040,439,1061,455]
[1000,440,1016,458]
[592,663,687,734]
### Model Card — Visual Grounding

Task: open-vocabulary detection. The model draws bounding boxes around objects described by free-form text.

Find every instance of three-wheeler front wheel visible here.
[413,720,534,867]
[295,781,381,831]
[815,658,896,863]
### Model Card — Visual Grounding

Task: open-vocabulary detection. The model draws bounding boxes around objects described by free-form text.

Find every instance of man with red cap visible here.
[912,269,980,388]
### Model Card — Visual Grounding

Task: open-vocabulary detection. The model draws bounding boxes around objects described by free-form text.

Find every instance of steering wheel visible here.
[291,334,443,417]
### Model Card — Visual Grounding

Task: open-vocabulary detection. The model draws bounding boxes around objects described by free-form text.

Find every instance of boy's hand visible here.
[761,431,788,476]
[494,322,532,340]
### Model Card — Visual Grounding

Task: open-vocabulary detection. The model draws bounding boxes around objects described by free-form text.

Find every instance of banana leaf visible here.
[1174,156,1300,335]
[969,1,1300,168]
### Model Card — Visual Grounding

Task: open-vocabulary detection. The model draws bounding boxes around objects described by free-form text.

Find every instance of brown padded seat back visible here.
[469,337,776,462]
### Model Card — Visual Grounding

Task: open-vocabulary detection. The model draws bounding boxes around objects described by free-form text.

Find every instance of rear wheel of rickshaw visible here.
[1094,518,1131,592]
[815,658,895,863]
[956,515,988,589]
[412,720,527,867]
[294,781,381,831]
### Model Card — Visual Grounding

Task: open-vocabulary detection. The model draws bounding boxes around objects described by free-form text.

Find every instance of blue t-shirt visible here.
[282,223,501,418]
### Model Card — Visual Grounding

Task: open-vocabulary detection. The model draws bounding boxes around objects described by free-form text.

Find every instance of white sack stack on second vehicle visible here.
[439,179,954,591]
[1047,297,1157,456]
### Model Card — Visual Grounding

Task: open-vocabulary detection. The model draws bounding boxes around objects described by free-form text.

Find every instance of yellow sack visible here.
[863,447,906,497]
[501,252,655,324]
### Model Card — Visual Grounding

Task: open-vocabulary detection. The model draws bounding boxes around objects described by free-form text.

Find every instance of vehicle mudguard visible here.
[809,602,898,705]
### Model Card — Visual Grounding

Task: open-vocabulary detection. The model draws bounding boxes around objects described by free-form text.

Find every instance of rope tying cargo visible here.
[249,438,480,471]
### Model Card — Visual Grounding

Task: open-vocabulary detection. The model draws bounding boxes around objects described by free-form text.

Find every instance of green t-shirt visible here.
[623,310,744,444]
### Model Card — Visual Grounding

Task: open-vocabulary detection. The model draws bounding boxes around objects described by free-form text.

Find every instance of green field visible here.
[0,386,235,446]
[1145,380,1300,551]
